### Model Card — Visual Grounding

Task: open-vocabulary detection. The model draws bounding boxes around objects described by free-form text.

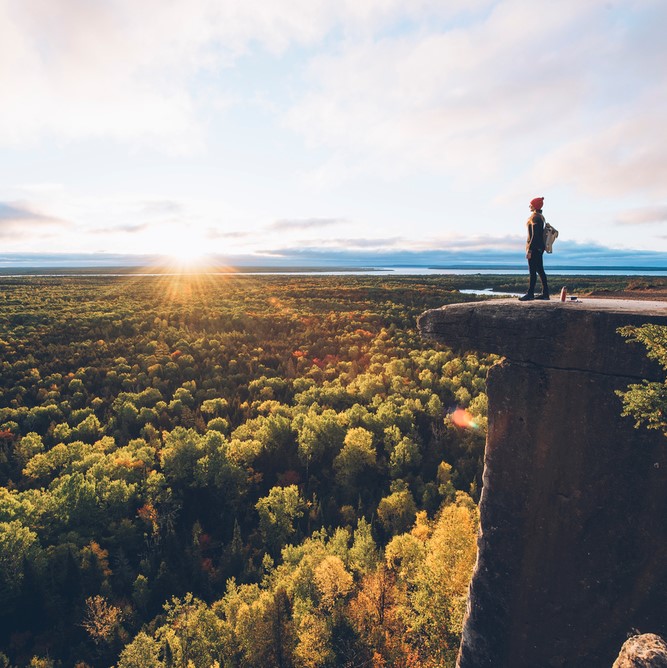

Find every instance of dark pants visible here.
[528,250,548,296]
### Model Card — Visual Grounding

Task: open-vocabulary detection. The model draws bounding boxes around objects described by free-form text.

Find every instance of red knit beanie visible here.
[530,197,544,210]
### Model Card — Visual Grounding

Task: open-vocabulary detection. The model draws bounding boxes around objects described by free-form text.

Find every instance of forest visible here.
[0,272,663,668]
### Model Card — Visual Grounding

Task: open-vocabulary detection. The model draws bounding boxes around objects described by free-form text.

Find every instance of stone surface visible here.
[612,634,667,668]
[418,298,667,379]
[418,298,667,668]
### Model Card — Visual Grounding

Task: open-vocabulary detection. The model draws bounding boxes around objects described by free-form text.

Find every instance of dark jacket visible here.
[526,211,546,253]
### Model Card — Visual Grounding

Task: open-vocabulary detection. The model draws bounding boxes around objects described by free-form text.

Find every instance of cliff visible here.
[418,298,667,668]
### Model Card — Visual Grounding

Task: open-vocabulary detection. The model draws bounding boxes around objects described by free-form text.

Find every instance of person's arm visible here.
[526,219,534,258]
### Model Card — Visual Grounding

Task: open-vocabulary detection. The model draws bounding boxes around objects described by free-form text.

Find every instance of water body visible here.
[460,288,524,297]
[1,266,666,277]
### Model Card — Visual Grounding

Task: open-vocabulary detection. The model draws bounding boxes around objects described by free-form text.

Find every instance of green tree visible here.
[0,520,40,606]
[617,324,667,436]
[377,489,417,536]
[388,435,422,478]
[349,517,378,575]
[295,409,345,471]
[333,427,376,489]
[116,631,162,668]
[256,485,306,553]
[15,432,44,467]
[160,427,205,483]
[157,594,230,668]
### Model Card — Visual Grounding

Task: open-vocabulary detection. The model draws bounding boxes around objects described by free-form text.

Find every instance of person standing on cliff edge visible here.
[519,196,550,301]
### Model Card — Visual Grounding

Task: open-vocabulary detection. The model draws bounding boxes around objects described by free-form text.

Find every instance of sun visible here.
[174,241,205,264]
[154,226,210,269]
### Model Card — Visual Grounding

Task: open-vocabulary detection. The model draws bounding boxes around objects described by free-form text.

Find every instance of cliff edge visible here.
[418,298,667,668]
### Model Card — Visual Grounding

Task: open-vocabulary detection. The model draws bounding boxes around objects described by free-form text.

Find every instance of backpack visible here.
[544,222,558,253]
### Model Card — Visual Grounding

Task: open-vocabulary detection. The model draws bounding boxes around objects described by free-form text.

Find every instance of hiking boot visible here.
[535,293,550,300]
[518,294,534,301]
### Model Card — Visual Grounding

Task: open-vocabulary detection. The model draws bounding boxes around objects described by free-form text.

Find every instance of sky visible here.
[1,0,667,268]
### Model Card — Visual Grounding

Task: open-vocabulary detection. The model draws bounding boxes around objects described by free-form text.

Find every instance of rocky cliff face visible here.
[418,299,667,668]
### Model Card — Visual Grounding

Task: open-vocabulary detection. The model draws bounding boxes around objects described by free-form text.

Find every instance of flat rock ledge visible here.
[418,298,667,379]
[418,298,667,668]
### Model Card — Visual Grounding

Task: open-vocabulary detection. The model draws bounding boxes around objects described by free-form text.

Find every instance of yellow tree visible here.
[347,566,405,663]
[293,612,332,668]
[81,595,123,646]
[409,494,478,664]
[314,555,353,612]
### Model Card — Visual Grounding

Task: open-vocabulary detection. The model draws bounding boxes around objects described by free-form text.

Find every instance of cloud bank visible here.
[2,239,666,271]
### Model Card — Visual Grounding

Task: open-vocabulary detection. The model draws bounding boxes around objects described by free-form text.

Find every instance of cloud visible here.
[205,228,252,239]
[615,206,667,226]
[534,93,667,198]
[419,235,523,252]
[0,202,51,222]
[256,240,667,268]
[12,183,65,194]
[304,236,404,249]
[0,1,227,148]
[285,0,667,199]
[0,201,70,239]
[89,223,153,235]
[0,252,160,268]
[139,201,185,217]
[267,233,524,253]
[268,217,346,231]
[0,0,492,149]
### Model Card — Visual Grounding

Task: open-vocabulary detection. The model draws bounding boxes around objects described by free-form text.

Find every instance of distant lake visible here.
[358,267,667,277]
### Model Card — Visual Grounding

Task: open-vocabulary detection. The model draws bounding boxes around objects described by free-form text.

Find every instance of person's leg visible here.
[534,251,549,299]
[519,257,537,300]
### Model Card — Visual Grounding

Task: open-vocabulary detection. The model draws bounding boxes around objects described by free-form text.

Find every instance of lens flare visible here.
[450,407,479,430]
